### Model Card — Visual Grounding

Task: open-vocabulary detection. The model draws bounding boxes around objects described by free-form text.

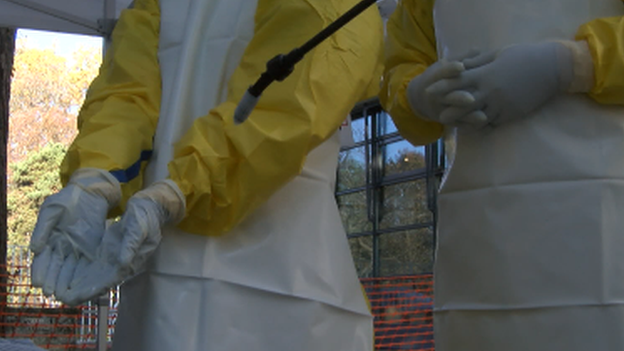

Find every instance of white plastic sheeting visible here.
[0,0,397,37]
[0,0,133,36]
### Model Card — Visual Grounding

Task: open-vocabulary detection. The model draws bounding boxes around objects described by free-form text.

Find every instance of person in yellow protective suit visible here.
[380,0,624,350]
[28,0,384,350]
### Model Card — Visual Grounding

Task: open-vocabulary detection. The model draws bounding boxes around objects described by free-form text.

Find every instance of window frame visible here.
[336,98,445,277]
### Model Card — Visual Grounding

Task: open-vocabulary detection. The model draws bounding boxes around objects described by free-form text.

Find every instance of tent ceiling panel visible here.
[0,0,397,37]
[0,0,132,36]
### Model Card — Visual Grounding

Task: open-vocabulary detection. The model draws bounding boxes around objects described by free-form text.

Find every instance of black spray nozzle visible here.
[248,49,304,97]
[236,0,378,124]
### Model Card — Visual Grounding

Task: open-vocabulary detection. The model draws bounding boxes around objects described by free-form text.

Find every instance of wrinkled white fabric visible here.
[431,0,624,350]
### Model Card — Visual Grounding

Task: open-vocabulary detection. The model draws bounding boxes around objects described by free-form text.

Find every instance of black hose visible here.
[247,0,378,98]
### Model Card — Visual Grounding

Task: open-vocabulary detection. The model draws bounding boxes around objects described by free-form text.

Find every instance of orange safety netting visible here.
[0,263,434,350]
[0,263,116,350]
[363,275,434,351]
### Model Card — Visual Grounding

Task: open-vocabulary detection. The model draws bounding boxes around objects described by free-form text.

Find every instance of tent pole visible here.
[101,0,116,52]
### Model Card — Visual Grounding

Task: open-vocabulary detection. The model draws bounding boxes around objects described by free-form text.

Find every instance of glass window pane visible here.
[349,236,373,278]
[337,191,373,234]
[383,140,426,177]
[380,179,431,229]
[350,115,370,144]
[337,147,367,191]
[379,228,434,276]
[378,111,398,135]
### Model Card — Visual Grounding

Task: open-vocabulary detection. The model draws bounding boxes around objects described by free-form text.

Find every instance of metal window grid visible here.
[335,98,445,277]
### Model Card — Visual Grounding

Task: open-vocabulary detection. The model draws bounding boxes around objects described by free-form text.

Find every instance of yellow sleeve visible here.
[168,0,384,236]
[576,13,624,105]
[60,0,161,215]
[379,0,443,146]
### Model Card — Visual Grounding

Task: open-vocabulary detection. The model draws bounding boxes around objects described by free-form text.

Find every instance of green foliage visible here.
[378,228,434,276]
[3,143,67,307]
[7,143,66,249]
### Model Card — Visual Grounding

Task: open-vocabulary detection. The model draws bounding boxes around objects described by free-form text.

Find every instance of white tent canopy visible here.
[0,0,133,37]
[0,0,396,37]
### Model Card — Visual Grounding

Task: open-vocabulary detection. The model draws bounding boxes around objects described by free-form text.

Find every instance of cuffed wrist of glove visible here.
[134,180,186,224]
[69,168,122,208]
[554,40,595,93]
[406,76,434,121]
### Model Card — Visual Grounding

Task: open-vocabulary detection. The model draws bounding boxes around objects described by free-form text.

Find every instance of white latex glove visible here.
[427,41,594,127]
[29,168,121,297]
[55,180,186,306]
[406,51,493,128]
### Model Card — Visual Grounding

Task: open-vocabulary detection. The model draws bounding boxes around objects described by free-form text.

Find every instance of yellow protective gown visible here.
[62,0,383,235]
[381,1,624,351]
[61,0,383,350]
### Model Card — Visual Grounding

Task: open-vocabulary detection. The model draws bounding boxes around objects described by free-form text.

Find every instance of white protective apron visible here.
[433,0,624,350]
[110,0,373,350]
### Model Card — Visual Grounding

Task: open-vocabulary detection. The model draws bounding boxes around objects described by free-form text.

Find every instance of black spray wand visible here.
[233,0,378,124]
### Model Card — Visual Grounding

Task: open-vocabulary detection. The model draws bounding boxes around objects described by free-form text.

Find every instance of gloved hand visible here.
[54,180,186,306]
[29,168,121,297]
[406,51,493,128]
[427,40,594,127]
